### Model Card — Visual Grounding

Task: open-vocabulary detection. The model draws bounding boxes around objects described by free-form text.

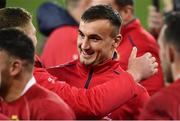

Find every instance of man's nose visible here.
[81,38,90,49]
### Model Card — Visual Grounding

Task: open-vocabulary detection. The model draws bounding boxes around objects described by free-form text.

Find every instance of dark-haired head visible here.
[0,7,37,47]
[0,7,31,29]
[0,28,35,71]
[163,12,180,53]
[81,5,122,37]
[158,12,180,83]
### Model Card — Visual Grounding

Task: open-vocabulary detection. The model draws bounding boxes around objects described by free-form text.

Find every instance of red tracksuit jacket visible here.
[117,19,164,96]
[47,59,150,119]
[0,84,75,120]
[34,56,143,119]
[140,79,180,120]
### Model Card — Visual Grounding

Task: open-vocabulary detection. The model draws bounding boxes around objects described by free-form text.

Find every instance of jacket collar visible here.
[77,52,120,74]
[34,55,45,68]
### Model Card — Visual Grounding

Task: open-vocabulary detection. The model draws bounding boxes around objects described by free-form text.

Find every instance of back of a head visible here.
[114,0,134,7]
[0,28,35,67]
[81,5,122,36]
[164,12,180,53]
[0,7,31,29]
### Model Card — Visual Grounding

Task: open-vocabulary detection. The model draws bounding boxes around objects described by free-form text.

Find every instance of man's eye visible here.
[79,33,85,39]
[90,37,100,42]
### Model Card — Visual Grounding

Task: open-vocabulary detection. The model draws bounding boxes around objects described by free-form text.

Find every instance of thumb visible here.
[129,47,137,60]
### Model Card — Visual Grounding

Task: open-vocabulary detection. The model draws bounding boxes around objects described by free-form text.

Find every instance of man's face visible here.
[0,51,12,95]
[23,22,37,47]
[78,19,119,66]
[158,26,173,83]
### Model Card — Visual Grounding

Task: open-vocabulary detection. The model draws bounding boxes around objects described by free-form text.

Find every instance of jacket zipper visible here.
[84,69,94,89]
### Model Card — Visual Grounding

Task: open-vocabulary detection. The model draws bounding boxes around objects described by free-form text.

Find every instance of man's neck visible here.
[3,74,32,102]
[123,16,135,26]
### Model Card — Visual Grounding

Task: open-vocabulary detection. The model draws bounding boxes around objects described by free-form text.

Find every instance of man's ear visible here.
[9,60,22,76]
[113,34,122,48]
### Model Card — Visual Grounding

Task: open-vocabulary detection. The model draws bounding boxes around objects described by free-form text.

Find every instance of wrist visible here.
[126,69,141,82]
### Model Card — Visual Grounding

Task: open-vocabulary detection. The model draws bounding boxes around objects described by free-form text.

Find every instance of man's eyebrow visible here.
[89,34,102,38]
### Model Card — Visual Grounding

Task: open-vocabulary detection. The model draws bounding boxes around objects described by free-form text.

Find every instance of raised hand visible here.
[127,47,158,82]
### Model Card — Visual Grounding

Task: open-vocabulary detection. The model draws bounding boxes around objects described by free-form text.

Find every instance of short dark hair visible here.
[114,0,134,7]
[0,7,32,29]
[0,28,35,67]
[81,5,122,37]
[164,12,180,52]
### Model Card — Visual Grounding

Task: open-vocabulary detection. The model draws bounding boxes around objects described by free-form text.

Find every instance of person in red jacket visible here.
[140,12,180,120]
[0,28,75,120]
[0,7,157,119]
[114,0,164,96]
[46,5,159,119]
[40,0,91,66]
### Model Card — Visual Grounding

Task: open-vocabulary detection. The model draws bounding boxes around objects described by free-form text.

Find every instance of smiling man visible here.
[47,5,158,119]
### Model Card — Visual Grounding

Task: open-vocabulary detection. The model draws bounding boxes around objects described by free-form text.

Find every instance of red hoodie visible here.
[34,56,142,119]
[117,19,164,96]
[47,59,150,119]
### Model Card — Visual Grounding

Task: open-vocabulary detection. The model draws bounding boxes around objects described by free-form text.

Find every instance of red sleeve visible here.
[110,84,150,119]
[33,67,139,119]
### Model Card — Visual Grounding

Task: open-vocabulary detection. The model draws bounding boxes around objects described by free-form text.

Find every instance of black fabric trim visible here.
[112,51,118,60]
[128,35,136,47]
[113,70,121,75]
[84,69,94,89]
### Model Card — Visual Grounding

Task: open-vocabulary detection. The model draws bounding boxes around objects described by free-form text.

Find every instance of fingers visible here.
[129,47,137,60]
[144,52,152,59]
[144,52,159,75]
[152,62,158,74]
[151,57,156,63]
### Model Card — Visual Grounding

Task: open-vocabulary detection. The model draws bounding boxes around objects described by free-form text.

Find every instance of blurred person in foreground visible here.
[0,7,157,119]
[140,12,180,120]
[0,28,75,120]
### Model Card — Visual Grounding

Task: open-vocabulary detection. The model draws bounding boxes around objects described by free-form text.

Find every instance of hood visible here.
[37,2,78,36]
